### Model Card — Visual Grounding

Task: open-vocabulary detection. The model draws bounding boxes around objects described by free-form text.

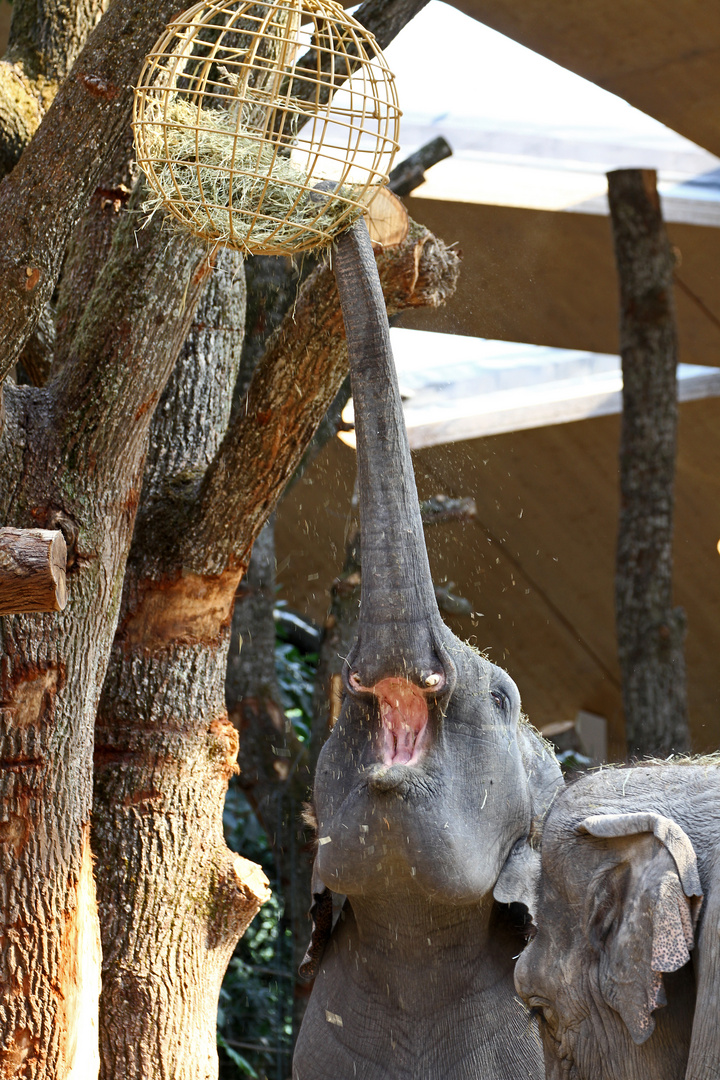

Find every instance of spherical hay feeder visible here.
[132,0,401,256]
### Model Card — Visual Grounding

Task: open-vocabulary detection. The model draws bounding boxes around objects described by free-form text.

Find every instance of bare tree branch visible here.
[287,0,430,114]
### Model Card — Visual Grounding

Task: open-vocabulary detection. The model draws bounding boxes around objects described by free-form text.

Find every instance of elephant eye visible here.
[490,688,508,711]
[528,1000,558,1030]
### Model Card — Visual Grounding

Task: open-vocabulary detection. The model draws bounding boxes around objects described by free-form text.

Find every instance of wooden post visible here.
[607,168,690,757]
[0,528,68,614]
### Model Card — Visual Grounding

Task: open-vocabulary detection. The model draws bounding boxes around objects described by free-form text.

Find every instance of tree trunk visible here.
[608,167,690,757]
[92,248,269,1080]
[0,194,210,1078]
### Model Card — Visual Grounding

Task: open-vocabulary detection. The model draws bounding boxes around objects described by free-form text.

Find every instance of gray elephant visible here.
[506,762,720,1080]
[292,219,562,1079]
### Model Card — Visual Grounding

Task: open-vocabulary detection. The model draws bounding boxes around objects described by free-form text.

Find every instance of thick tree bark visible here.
[0,0,105,179]
[0,528,67,613]
[92,249,263,1080]
[0,171,210,1078]
[608,168,690,757]
[0,0,199,379]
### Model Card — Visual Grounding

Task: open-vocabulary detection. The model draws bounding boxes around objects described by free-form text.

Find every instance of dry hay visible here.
[140,97,364,253]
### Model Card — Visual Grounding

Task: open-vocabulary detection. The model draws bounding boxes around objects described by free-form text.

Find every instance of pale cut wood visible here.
[362,186,409,247]
[0,527,67,613]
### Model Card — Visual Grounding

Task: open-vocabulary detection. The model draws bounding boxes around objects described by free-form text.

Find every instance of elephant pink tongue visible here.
[374,678,429,766]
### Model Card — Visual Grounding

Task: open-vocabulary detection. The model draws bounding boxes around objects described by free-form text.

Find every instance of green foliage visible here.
[219,782,294,1080]
[274,638,317,745]
[218,622,318,1080]
[556,748,593,773]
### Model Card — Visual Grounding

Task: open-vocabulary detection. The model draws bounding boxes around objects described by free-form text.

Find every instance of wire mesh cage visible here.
[132,0,401,255]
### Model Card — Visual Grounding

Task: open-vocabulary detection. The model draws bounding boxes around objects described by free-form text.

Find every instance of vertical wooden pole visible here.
[607,168,690,757]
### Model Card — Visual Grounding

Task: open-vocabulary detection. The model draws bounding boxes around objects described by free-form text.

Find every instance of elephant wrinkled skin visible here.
[511,763,720,1080]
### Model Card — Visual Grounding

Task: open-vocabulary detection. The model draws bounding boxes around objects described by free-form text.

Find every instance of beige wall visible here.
[449,0,720,158]
[276,394,720,760]
[398,197,720,367]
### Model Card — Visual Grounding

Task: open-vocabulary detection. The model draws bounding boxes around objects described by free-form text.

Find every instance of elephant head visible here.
[507,777,702,1080]
[293,219,562,1080]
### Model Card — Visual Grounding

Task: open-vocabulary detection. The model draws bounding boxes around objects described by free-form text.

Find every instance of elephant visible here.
[292,218,563,1080]
[505,762,720,1080]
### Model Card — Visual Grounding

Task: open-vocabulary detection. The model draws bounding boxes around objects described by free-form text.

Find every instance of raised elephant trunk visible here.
[333,220,454,698]
[295,218,562,1080]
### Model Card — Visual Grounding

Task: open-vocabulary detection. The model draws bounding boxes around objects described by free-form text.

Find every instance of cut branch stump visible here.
[0,527,67,613]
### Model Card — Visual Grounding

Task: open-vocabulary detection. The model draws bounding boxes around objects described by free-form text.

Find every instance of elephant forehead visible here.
[541,821,596,898]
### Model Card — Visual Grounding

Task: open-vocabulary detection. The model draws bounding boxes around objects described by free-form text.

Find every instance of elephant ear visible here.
[578,811,703,1046]
[494,726,561,921]
[298,859,335,982]
[493,837,541,921]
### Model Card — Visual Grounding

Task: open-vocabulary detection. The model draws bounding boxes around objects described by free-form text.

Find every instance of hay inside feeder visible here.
[140,97,365,253]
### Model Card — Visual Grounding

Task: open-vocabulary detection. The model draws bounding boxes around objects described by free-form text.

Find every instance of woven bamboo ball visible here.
[132,0,401,255]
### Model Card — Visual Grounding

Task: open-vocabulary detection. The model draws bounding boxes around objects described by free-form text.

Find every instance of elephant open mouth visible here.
[374,678,431,766]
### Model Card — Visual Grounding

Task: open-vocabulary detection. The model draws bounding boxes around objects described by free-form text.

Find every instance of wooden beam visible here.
[0,528,68,614]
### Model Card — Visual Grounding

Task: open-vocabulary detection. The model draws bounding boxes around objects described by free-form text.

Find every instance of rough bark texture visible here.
[0,192,209,1077]
[0,528,67,613]
[608,168,690,758]
[92,248,263,1080]
[0,0,105,179]
[0,0,203,379]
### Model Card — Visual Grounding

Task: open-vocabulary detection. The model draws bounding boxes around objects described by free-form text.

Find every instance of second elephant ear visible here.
[578,811,703,1046]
